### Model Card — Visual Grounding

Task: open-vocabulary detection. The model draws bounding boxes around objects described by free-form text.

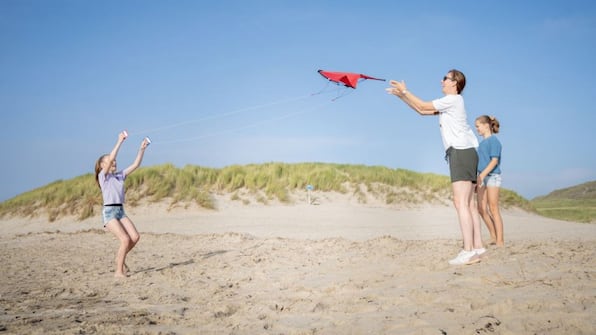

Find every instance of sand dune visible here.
[1,197,594,334]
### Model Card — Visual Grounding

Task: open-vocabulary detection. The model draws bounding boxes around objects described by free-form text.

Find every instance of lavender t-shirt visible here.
[98,171,126,205]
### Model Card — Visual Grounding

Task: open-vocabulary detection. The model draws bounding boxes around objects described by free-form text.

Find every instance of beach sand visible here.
[1,194,595,334]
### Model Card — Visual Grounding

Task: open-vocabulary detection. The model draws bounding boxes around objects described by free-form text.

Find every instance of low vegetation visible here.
[0,162,534,222]
[531,181,596,223]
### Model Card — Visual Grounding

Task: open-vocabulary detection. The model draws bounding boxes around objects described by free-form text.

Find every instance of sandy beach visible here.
[1,194,595,334]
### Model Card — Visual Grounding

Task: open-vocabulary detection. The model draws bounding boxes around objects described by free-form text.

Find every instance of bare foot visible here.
[115,259,130,274]
[114,272,127,279]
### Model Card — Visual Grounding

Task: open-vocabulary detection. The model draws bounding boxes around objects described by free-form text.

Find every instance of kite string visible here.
[128,93,316,136]
[310,80,358,101]
[154,100,333,145]
[310,80,335,97]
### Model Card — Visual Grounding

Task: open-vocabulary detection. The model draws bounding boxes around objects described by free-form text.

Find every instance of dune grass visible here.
[0,174,100,222]
[530,181,596,223]
[531,199,596,223]
[0,162,534,222]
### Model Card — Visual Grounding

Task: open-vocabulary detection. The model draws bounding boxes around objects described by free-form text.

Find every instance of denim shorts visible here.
[483,174,502,187]
[102,206,126,226]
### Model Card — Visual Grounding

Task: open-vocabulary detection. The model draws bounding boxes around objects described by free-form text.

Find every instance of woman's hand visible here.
[385,80,407,97]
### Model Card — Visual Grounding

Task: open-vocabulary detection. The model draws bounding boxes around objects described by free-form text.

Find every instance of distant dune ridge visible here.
[531,180,596,223]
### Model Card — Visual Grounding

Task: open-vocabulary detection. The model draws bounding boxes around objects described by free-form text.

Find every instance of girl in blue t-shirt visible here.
[475,115,504,246]
[94,131,150,278]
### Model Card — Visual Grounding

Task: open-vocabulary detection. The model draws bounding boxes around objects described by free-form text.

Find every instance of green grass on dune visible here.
[0,162,534,222]
[0,175,100,222]
[531,198,596,223]
[530,181,596,223]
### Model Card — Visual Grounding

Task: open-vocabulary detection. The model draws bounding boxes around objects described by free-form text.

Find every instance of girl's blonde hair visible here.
[94,154,108,189]
[476,115,500,134]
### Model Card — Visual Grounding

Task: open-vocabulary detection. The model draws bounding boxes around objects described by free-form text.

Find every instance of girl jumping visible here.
[95,131,150,277]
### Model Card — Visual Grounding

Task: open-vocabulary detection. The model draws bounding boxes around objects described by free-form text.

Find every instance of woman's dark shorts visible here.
[446,147,478,183]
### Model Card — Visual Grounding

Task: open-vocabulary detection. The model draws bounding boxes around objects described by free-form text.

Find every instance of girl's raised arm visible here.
[101,131,127,175]
[124,137,150,176]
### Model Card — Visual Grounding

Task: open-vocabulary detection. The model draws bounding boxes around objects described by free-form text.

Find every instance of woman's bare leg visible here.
[469,185,484,250]
[452,181,475,251]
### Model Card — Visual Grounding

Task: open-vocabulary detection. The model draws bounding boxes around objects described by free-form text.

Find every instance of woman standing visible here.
[386,69,484,265]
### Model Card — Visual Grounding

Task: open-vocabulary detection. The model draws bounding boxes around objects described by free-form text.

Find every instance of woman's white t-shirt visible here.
[432,94,478,151]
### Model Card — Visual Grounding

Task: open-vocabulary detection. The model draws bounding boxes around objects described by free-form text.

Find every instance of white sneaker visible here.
[474,248,486,256]
[448,250,481,265]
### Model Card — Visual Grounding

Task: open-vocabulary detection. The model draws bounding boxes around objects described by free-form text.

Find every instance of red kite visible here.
[318,70,386,89]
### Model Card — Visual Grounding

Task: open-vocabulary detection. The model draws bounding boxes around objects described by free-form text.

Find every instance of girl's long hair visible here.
[95,154,108,189]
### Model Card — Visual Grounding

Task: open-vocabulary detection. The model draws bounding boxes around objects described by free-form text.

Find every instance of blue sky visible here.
[1,0,595,202]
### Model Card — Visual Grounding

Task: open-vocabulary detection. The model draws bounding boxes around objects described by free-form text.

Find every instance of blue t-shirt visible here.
[98,170,126,205]
[477,135,502,174]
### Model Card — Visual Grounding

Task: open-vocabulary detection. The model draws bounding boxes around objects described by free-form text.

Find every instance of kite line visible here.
[125,70,385,145]
[126,92,334,145]
[129,94,315,137]
[155,100,332,145]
